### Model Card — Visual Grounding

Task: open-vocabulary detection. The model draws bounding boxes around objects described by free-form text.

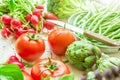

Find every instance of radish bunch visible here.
[0,4,58,39]
[1,15,36,39]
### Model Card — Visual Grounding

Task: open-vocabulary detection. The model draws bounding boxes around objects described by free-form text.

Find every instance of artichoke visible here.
[65,40,101,71]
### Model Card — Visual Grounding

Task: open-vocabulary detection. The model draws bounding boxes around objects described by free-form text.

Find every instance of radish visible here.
[1,14,12,25]
[32,8,43,17]
[26,14,32,21]
[11,18,22,30]
[30,15,39,26]
[43,21,55,30]
[35,4,44,9]
[8,55,19,62]
[1,27,11,38]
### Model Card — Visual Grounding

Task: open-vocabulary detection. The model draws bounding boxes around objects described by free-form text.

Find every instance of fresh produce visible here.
[68,3,120,46]
[65,40,101,71]
[42,73,74,80]
[97,54,120,73]
[43,12,58,30]
[15,33,45,61]
[48,28,76,55]
[22,71,34,80]
[7,55,24,69]
[1,14,12,25]
[31,58,70,80]
[1,27,11,38]
[0,64,24,80]
[80,67,120,80]
[45,0,88,19]
[0,0,58,39]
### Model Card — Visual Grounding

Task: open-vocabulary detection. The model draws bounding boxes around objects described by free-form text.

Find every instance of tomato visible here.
[1,14,12,25]
[1,27,11,38]
[44,12,58,20]
[15,33,45,61]
[22,71,34,80]
[26,14,32,21]
[48,28,76,55]
[30,15,39,26]
[43,21,55,30]
[11,18,22,30]
[31,58,70,80]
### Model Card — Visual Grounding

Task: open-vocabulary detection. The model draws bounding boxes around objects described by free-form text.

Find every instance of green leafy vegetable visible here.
[0,64,23,80]
[42,73,74,80]
[45,0,88,19]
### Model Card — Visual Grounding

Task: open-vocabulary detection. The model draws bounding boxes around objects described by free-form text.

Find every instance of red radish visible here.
[8,61,24,69]
[8,55,19,62]
[11,18,22,30]
[32,8,43,17]
[30,15,39,26]
[1,14,12,25]
[44,12,58,20]
[26,14,32,21]
[5,25,10,28]
[1,27,11,38]
[43,21,55,30]
[13,27,27,39]
[13,27,36,39]
[35,4,44,9]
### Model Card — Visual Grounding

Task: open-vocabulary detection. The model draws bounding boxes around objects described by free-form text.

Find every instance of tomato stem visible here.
[27,33,39,40]
[45,58,58,72]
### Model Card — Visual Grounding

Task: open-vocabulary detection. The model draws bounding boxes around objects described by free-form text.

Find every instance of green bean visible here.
[106,29,120,38]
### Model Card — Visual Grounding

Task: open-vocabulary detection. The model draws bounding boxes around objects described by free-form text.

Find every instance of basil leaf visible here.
[59,73,74,80]
[42,73,75,80]
[0,75,14,80]
[0,64,23,80]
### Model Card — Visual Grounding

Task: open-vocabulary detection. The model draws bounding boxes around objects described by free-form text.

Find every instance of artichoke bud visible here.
[65,40,102,71]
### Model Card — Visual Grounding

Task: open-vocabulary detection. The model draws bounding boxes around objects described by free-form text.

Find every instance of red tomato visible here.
[11,18,22,30]
[31,58,70,80]
[43,21,55,30]
[22,71,34,80]
[26,14,32,21]
[1,14,12,25]
[48,28,76,55]
[30,15,39,26]
[44,12,58,20]
[15,33,45,61]
[35,4,44,9]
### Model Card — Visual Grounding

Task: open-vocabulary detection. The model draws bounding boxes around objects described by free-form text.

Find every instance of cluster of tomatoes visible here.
[0,4,58,39]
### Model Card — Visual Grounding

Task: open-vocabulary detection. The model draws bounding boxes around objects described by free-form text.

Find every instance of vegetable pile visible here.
[1,0,120,80]
[0,0,58,39]
[68,0,120,46]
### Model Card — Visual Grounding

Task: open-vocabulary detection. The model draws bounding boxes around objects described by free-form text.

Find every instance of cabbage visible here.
[46,0,87,19]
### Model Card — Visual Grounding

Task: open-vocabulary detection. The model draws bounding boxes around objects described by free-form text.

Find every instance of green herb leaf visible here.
[0,75,14,80]
[8,0,16,11]
[42,73,74,80]
[0,64,24,80]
